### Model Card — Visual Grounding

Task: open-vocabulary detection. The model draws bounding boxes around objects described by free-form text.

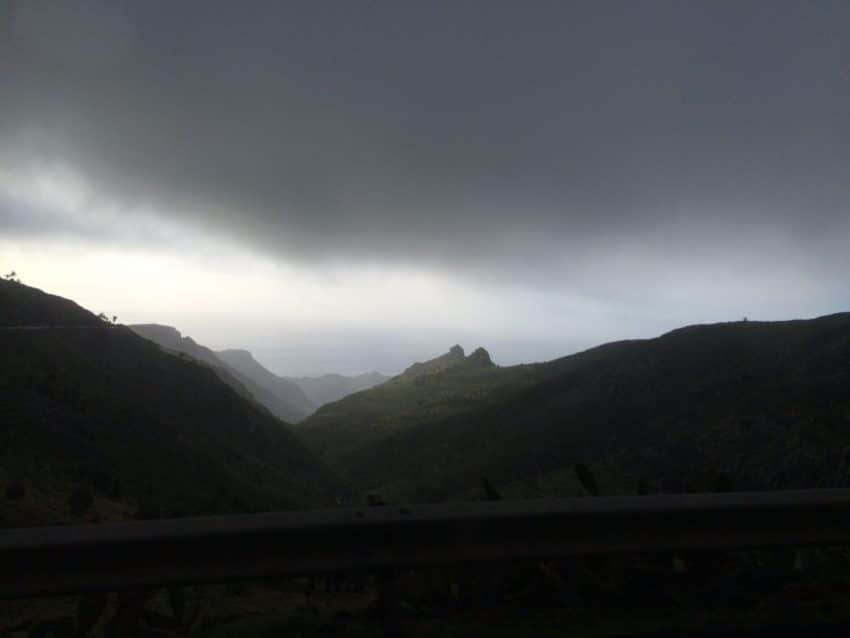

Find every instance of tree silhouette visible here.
[574,463,600,496]
[481,477,502,500]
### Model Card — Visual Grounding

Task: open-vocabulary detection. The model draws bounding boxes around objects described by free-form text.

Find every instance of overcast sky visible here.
[1,1,849,376]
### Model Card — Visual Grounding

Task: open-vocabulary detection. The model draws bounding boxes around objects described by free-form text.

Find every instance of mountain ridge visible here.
[298,344,540,465]
[129,327,315,424]
[215,349,317,419]
[301,313,850,503]
[1,280,343,526]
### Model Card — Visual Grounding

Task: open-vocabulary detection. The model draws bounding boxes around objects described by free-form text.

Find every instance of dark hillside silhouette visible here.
[0,279,103,327]
[0,281,343,526]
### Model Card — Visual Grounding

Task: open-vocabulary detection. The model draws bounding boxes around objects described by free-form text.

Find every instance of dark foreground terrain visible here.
[5,546,850,637]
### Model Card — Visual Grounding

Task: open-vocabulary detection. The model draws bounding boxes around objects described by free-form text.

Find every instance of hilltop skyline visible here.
[2,1,849,375]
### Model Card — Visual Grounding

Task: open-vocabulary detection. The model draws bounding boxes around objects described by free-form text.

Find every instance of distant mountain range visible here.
[0,280,343,526]
[129,327,389,422]
[299,316,850,503]
[229,357,388,412]
[288,372,391,408]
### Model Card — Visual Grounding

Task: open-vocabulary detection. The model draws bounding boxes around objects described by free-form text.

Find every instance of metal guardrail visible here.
[3,489,850,599]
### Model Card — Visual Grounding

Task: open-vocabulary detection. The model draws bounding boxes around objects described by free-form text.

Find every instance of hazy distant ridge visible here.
[217,350,389,414]
[130,326,312,424]
[215,349,316,419]
[289,372,389,407]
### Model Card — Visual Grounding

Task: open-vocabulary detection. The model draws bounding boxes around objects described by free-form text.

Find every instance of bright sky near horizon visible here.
[2,1,849,376]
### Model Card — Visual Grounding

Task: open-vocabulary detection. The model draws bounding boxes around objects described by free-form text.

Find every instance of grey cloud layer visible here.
[2,1,849,283]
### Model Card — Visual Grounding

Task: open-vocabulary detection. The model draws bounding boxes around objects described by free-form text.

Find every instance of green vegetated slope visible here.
[0,280,343,526]
[297,345,547,466]
[303,315,850,503]
[130,325,314,423]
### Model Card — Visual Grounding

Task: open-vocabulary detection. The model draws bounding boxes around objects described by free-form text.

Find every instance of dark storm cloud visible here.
[1,0,849,278]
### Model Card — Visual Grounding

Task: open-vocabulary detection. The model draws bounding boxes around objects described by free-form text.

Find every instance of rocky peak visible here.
[402,344,468,378]
[466,347,493,366]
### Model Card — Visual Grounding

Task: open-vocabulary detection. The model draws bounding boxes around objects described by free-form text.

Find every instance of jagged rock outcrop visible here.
[402,344,466,378]
[466,347,494,366]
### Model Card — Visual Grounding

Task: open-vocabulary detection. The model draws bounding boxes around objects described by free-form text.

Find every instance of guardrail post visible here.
[378,566,402,637]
